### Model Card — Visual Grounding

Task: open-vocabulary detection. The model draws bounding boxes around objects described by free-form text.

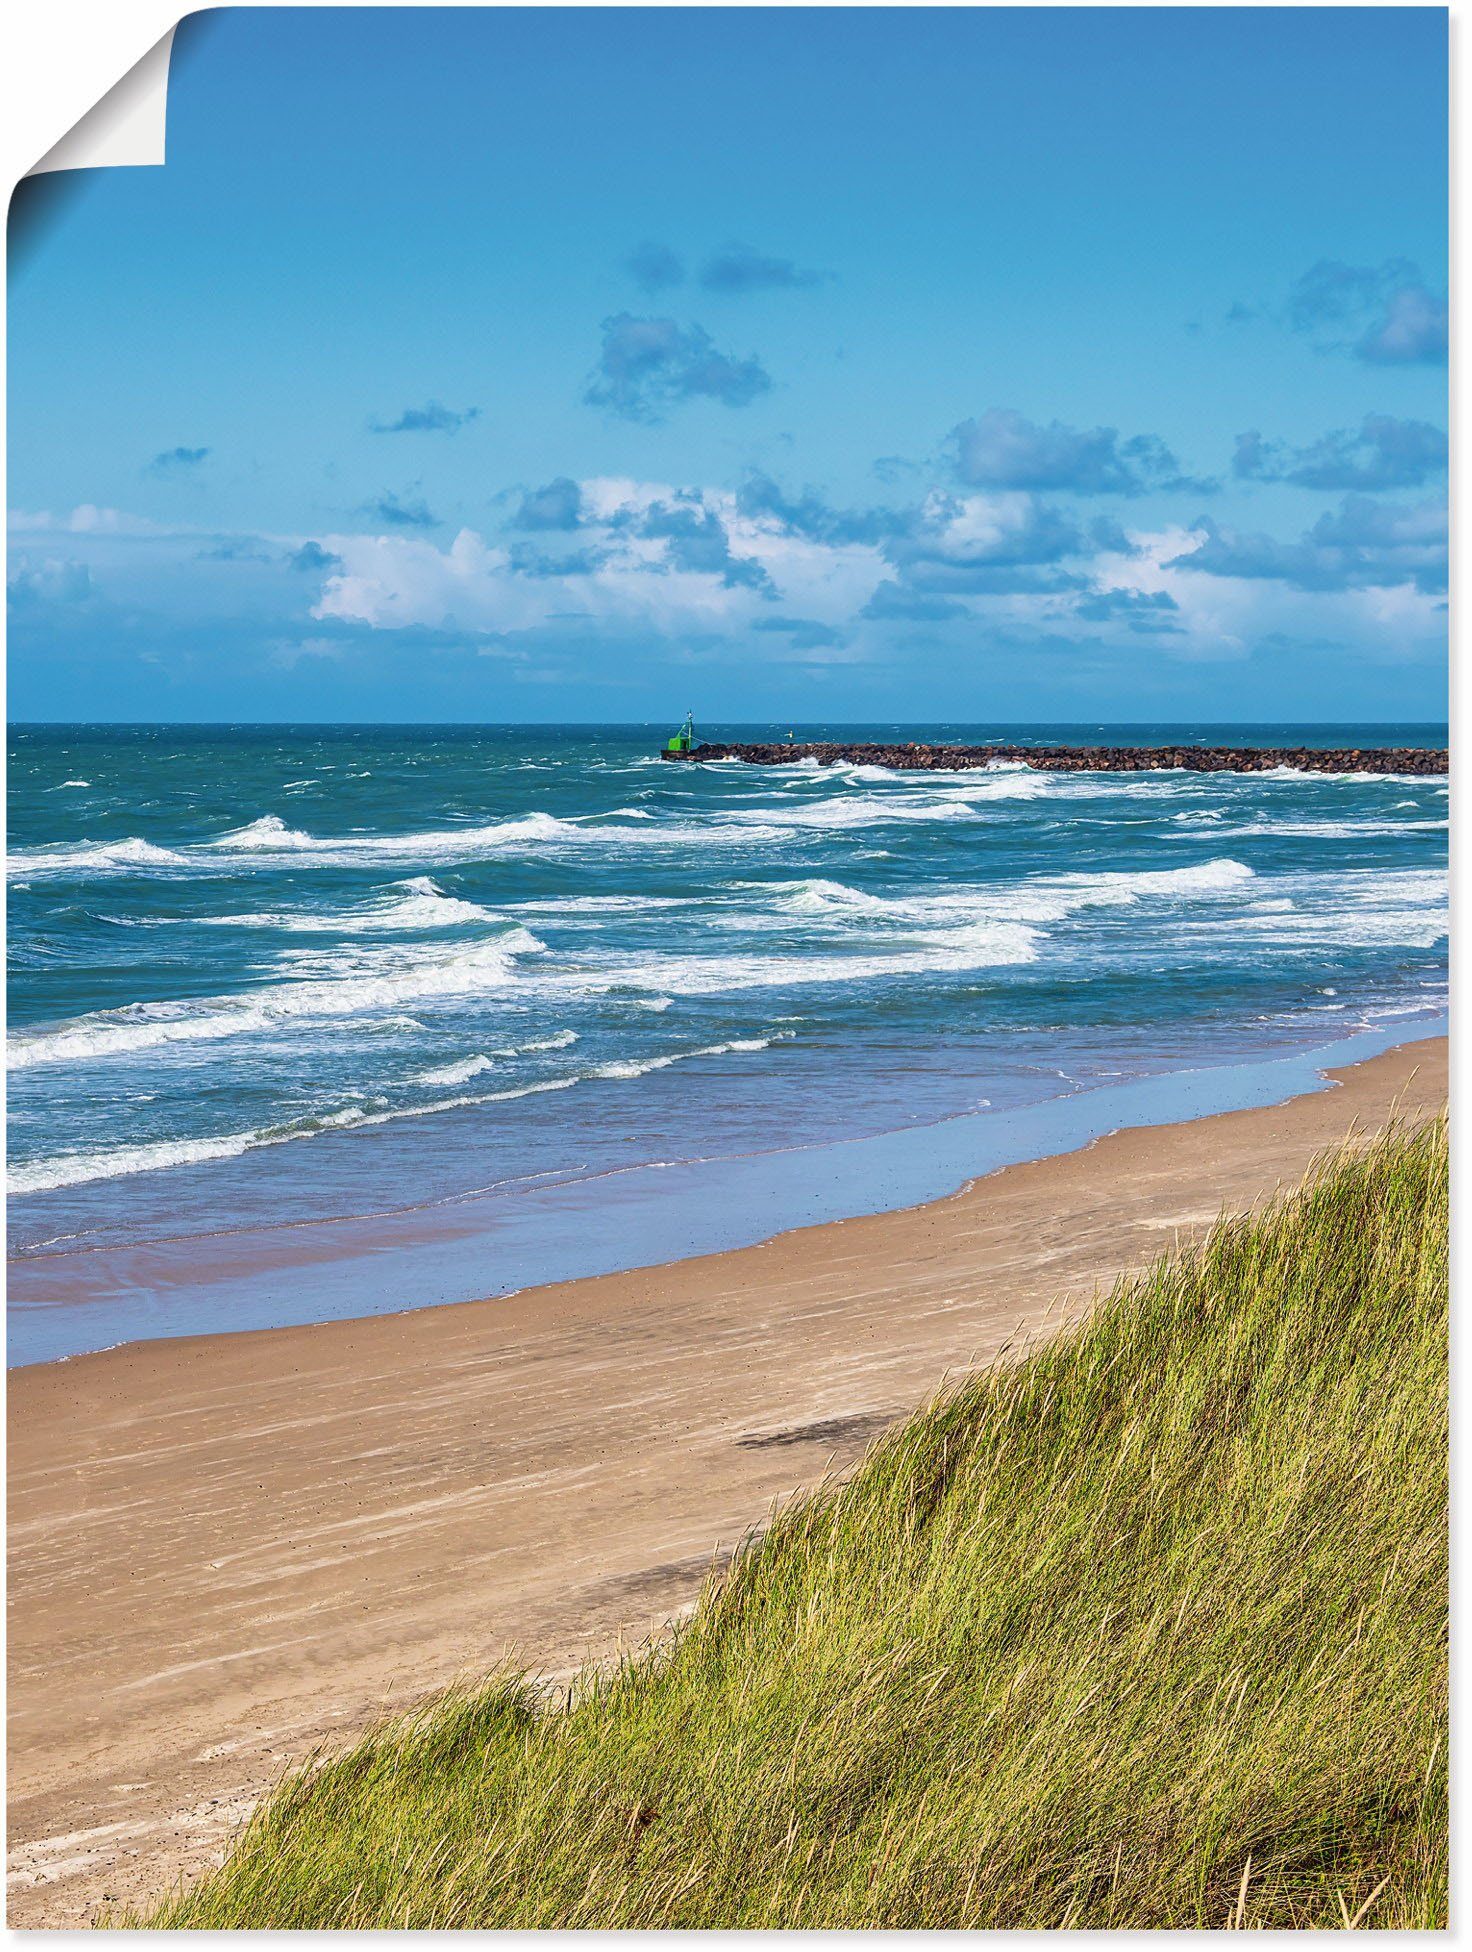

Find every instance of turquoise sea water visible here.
[8,723,1448,1364]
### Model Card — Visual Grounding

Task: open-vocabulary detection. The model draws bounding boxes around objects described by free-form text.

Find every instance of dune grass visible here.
[134,1116,1448,1929]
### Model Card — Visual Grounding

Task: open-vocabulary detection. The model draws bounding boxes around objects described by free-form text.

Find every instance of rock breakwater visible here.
[662,742,1447,776]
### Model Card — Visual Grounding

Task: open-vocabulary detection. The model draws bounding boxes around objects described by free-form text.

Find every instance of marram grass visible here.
[133,1117,1448,1929]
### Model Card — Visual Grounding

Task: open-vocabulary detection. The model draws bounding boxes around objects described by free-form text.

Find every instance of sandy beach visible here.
[6,1035,1446,1926]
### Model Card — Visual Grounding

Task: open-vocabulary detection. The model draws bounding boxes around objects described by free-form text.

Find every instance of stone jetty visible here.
[661,742,1447,776]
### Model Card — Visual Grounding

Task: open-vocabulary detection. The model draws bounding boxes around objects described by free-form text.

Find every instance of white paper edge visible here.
[26,26,177,177]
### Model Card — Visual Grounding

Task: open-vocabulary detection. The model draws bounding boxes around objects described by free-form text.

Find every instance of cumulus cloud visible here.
[949,409,1209,496]
[883,489,1086,594]
[363,491,438,529]
[698,243,825,293]
[7,558,96,608]
[583,314,772,420]
[506,541,609,579]
[625,241,685,293]
[1073,587,1183,634]
[1285,259,1448,365]
[1170,496,1447,594]
[633,498,775,591]
[1358,284,1449,365]
[369,402,479,434]
[1233,416,1447,492]
[735,473,902,546]
[148,445,210,474]
[513,477,584,530]
[859,585,970,623]
[312,521,769,640]
[308,472,891,645]
[288,540,343,572]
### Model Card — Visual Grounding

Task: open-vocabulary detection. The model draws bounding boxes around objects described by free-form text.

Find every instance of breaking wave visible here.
[7,928,545,1071]
[11,1032,784,1193]
[202,877,499,932]
[7,836,188,877]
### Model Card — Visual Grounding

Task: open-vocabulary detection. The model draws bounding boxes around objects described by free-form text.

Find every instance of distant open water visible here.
[7,722,1448,1362]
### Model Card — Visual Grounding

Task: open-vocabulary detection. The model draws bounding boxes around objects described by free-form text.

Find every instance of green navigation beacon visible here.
[665,710,696,756]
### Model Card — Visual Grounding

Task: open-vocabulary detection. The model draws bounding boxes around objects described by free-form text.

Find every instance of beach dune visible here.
[5,1037,1446,1925]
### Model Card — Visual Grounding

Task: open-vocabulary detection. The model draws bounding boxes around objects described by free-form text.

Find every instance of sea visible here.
[8,722,1449,1366]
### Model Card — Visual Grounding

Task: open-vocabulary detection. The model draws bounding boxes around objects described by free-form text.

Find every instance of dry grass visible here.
[131,1116,1448,1929]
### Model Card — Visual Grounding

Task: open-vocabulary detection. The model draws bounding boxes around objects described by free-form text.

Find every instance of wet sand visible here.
[6,1036,1445,1925]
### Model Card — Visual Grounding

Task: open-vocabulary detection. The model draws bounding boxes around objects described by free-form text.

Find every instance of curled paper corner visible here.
[28,27,178,177]
[10,15,221,277]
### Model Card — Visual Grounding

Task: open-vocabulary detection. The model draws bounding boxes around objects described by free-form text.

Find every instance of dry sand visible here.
[6,1036,1445,1925]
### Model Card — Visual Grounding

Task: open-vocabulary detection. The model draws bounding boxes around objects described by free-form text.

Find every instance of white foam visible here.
[729,859,1256,934]
[1171,818,1447,841]
[1246,766,1438,784]
[8,1075,580,1194]
[10,779,1045,883]
[559,922,1042,998]
[590,1034,785,1080]
[410,1029,578,1087]
[6,836,188,878]
[409,1053,498,1087]
[7,929,545,1071]
[508,894,685,915]
[10,1035,778,1193]
[202,878,499,933]
[1180,867,1447,952]
[208,809,580,864]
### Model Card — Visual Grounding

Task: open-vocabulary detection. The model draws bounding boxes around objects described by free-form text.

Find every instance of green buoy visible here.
[665,710,696,756]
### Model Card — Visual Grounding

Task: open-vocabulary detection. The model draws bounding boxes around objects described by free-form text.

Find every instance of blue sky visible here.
[8,6,1448,722]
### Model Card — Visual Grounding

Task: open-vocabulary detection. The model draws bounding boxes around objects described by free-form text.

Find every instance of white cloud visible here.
[9,505,165,536]
[312,477,892,642]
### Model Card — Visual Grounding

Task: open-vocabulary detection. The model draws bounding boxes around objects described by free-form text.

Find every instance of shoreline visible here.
[6,1035,1447,1924]
[8,1010,1448,1370]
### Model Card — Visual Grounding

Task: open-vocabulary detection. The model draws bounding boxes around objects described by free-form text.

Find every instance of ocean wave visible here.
[410,1053,500,1087]
[730,859,1256,932]
[10,780,1048,883]
[22,855,1257,1072]
[1169,818,1447,841]
[7,1076,580,1195]
[7,928,545,1071]
[10,1033,781,1193]
[207,809,583,862]
[562,923,1043,997]
[6,835,188,877]
[201,877,500,933]
[589,1033,787,1079]
[507,893,686,915]
[410,1029,579,1086]
[1181,868,1447,952]
[1245,765,1438,784]
[716,779,1045,834]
